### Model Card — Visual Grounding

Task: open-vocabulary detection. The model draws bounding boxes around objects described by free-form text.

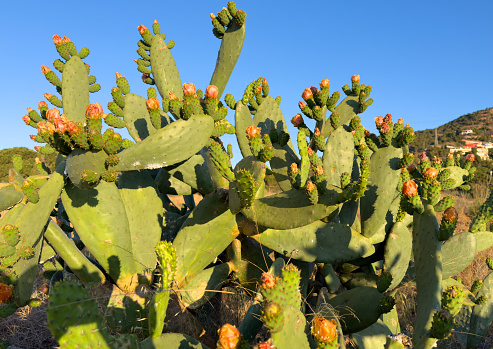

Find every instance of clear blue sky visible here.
[1,0,492,154]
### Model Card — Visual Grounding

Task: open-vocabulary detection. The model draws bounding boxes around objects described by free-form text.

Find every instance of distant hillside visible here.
[410,107,493,156]
[0,147,57,182]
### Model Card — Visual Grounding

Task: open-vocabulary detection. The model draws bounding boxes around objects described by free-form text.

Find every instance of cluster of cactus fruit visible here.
[1,1,493,348]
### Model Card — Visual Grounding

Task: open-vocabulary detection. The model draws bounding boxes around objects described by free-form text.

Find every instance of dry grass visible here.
[0,275,58,349]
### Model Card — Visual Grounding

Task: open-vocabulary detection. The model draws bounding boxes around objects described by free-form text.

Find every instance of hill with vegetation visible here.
[0,147,57,182]
[410,107,493,155]
[410,107,493,185]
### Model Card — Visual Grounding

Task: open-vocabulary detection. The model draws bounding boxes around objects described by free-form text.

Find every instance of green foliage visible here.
[0,147,56,182]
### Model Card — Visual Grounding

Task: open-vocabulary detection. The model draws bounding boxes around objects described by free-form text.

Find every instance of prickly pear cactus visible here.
[3,1,493,349]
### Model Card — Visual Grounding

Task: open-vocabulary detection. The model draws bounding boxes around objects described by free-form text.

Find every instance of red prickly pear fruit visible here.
[245,125,261,139]
[402,180,418,197]
[423,167,439,179]
[146,98,160,111]
[41,284,49,294]
[40,65,51,75]
[217,324,241,349]
[182,83,196,97]
[320,78,330,89]
[0,283,13,303]
[443,207,458,223]
[291,114,304,127]
[260,272,276,289]
[205,85,219,99]
[52,34,63,46]
[302,88,313,101]
[351,74,360,83]
[138,25,148,35]
[311,317,338,345]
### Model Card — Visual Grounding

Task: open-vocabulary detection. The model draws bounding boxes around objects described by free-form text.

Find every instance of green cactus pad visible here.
[253,96,297,158]
[179,262,231,309]
[360,143,403,243]
[441,231,476,279]
[234,101,254,157]
[173,191,238,287]
[473,231,493,252]
[150,34,183,100]
[210,13,246,99]
[12,162,65,305]
[351,320,393,349]
[340,272,379,289]
[154,169,194,195]
[47,282,113,348]
[321,95,360,138]
[241,185,341,230]
[44,220,104,284]
[140,333,211,349]
[270,308,311,349]
[0,189,23,211]
[383,218,413,290]
[118,170,163,274]
[443,165,469,189]
[323,126,355,187]
[65,149,106,190]
[467,271,493,347]
[112,115,213,172]
[61,181,137,290]
[62,56,89,125]
[251,220,374,263]
[164,154,214,195]
[327,286,384,334]
[122,93,157,142]
[412,203,442,347]
[269,144,300,192]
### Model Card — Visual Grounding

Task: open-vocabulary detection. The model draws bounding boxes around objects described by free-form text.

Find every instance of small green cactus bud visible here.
[152,20,161,35]
[115,73,131,94]
[227,144,233,159]
[289,163,301,189]
[434,195,455,212]
[80,170,101,187]
[21,179,40,204]
[138,24,153,45]
[441,178,456,191]
[235,170,259,209]
[41,65,62,88]
[340,172,351,189]
[305,181,319,204]
[377,271,393,293]
[111,87,125,109]
[313,128,325,152]
[101,169,118,183]
[475,295,487,305]
[471,279,483,293]
[18,245,34,259]
[224,94,236,110]
[78,47,89,59]
[431,310,454,339]
[438,207,458,241]
[441,285,465,317]
[378,295,396,314]
[486,258,493,270]
[2,225,20,247]
[43,93,63,108]
[27,298,43,308]
[329,112,340,129]
[155,241,177,289]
